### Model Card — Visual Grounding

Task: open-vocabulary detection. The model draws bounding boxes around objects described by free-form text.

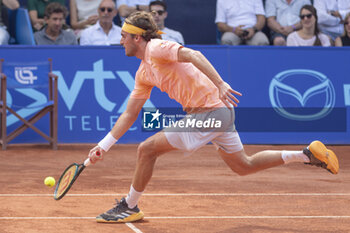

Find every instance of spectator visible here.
[335,13,350,46]
[80,0,121,45]
[34,2,78,45]
[215,0,269,46]
[314,0,350,41]
[149,0,184,44]
[69,0,101,37]
[28,0,65,31]
[287,5,331,46]
[117,0,151,23]
[266,0,311,46]
[0,0,19,45]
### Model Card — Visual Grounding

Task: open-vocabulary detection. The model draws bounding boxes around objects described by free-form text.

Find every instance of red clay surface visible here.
[0,144,349,233]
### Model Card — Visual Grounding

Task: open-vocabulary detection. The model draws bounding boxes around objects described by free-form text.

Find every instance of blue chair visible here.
[7,9,17,44]
[15,8,35,45]
[0,59,58,149]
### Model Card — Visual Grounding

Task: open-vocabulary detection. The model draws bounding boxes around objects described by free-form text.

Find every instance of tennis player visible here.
[88,11,339,223]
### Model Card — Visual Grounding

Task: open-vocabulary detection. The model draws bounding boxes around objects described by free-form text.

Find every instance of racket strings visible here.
[54,165,79,200]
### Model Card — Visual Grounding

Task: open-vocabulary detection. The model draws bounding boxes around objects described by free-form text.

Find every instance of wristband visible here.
[98,132,118,152]
[292,25,296,31]
[232,27,236,33]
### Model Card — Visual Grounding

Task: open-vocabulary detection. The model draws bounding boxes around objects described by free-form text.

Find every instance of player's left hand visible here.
[88,145,104,164]
[218,82,242,108]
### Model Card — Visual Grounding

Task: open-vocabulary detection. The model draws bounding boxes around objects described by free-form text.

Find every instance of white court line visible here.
[146,216,350,219]
[1,216,350,220]
[126,223,143,233]
[1,193,350,197]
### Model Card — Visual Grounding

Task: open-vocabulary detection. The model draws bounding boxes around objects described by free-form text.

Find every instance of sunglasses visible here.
[299,13,313,20]
[345,22,349,25]
[152,10,165,16]
[100,7,113,13]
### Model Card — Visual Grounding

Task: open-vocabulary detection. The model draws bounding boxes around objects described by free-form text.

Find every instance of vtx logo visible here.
[269,69,336,121]
[53,59,155,113]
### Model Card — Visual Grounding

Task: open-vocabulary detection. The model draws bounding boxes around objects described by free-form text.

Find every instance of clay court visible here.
[0,144,349,233]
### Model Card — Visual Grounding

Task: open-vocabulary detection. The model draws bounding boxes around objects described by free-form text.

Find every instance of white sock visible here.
[281,150,310,164]
[125,185,143,209]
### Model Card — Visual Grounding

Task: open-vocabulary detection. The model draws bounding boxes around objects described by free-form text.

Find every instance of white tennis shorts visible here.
[164,108,243,155]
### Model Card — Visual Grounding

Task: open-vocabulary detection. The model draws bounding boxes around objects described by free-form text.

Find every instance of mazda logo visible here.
[269,69,335,121]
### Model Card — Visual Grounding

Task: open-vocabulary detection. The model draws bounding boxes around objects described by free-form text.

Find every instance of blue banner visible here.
[1,45,349,144]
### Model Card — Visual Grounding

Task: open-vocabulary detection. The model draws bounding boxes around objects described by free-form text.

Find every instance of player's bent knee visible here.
[218,149,253,176]
[227,159,253,176]
[234,167,252,176]
[137,141,157,161]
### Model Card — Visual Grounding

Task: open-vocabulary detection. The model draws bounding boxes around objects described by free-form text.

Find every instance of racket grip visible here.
[84,157,91,166]
[84,151,101,166]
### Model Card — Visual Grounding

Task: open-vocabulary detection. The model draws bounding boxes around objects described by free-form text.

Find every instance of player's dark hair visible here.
[300,5,322,46]
[44,2,68,19]
[125,11,161,41]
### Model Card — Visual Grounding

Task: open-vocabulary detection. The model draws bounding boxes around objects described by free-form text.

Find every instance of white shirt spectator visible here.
[80,21,122,45]
[215,0,265,28]
[161,27,184,45]
[314,0,350,40]
[286,31,331,46]
[265,0,311,26]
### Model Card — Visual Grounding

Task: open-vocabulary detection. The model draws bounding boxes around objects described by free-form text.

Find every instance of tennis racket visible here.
[54,151,100,200]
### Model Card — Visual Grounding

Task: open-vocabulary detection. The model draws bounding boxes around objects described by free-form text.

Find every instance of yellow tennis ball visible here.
[44,176,56,187]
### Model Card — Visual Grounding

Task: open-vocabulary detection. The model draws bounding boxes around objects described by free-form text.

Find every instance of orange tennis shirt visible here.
[130,39,225,109]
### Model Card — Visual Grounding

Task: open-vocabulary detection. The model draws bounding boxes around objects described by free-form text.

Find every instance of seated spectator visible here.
[28,0,65,31]
[117,0,151,23]
[215,0,269,46]
[314,0,350,41]
[335,13,350,46]
[287,5,331,46]
[34,3,78,45]
[0,0,19,45]
[266,0,311,46]
[149,1,184,44]
[69,0,101,37]
[80,0,121,45]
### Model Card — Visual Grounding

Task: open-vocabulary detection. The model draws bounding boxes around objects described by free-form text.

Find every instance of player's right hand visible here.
[218,82,242,108]
[88,145,104,164]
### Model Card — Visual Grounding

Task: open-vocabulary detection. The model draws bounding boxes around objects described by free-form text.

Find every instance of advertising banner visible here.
[1,45,349,144]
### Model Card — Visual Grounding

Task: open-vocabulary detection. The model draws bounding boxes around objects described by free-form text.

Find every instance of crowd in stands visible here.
[216,0,270,46]
[80,0,121,45]
[34,2,77,45]
[0,0,19,45]
[266,0,311,46]
[216,0,350,47]
[69,0,101,38]
[28,0,65,31]
[0,0,349,46]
